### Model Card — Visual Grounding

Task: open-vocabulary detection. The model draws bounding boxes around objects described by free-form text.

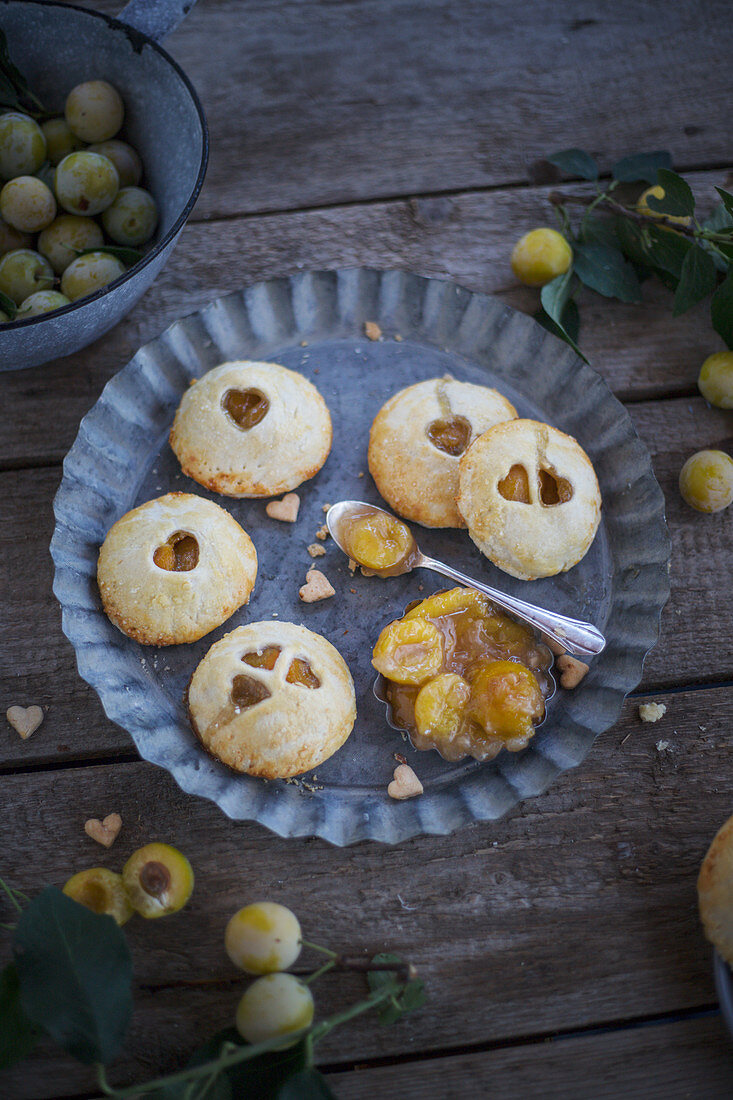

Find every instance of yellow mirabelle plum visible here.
[678,450,733,513]
[510,228,572,287]
[698,352,733,410]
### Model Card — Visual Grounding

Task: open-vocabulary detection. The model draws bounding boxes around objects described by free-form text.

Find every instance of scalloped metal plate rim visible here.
[50,267,671,845]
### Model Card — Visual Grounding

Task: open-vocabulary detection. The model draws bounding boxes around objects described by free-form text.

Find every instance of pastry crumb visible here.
[656,739,670,752]
[556,654,589,689]
[307,543,326,558]
[348,558,358,574]
[266,492,300,523]
[299,568,335,603]
[357,471,365,478]
[315,524,329,541]
[544,634,567,657]
[388,763,423,800]
[394,334,403,342]
[639,702,667,723]
[300,340,308,347]
[364,320,382,341]
[321,502,331,512]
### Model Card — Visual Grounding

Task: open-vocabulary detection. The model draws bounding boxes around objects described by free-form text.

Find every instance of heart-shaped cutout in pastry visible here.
[387,763,423,800]
[84,813,122,848]
[6,705,44,740]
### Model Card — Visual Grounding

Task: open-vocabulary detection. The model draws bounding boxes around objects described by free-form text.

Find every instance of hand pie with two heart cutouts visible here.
[457,419,601,580]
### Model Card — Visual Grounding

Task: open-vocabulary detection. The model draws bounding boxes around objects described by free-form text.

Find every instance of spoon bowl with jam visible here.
[326,500,605,658]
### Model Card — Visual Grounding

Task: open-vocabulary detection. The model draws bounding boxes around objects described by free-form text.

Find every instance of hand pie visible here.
[187,621,356,778]
[457,419,601,580]
[169,360,332,497]
[699,814,733,967]
[97,492,257,645]
[368,377,517,527]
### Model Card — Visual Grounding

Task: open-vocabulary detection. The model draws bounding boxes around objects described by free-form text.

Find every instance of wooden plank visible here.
[59,0,733,218]
[329,1015,733,1099]
[1,168,730,467]
[0,688,731,1096]
[1,394,731,767]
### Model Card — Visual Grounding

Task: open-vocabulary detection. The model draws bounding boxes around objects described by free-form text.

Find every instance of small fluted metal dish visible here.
[372,613,558,764]
[50,268,670,845]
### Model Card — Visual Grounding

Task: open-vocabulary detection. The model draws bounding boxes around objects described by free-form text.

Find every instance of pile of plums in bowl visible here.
[0,79,158,321]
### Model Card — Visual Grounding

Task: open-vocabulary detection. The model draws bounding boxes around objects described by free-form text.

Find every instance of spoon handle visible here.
[419,555,606,658]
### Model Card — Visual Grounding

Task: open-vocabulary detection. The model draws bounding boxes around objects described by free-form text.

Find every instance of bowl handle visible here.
[116,0,199,43]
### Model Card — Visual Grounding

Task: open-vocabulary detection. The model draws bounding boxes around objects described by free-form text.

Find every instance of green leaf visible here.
[538,269,586,360]
[711,269,733,349]
[546,148,598,181]
[0,963,40,1069]
[646,169,695,218]
[0,289,17,320]
[704,202,733,236]
[580,216,619,250]
[672,245,717,316]
[535,298,580,344]
[367,953,426,1025]
[75,245,141,265]
[13,886,132,1065]
[715,188,733,220]
[611,151,672,184]
[573,242,642,303]
[645,224,693,279]
[277,1069,336,1099]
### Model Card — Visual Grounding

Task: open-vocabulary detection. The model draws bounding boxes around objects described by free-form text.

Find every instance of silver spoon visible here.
[326,500,605,658]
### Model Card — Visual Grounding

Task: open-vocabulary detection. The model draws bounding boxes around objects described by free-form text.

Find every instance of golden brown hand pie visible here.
[699,814,733,967]
[456,419,602,580]
[187,621,356,778]
[97,492,257,645]
[368,377,517,527]
[169,360,333,498]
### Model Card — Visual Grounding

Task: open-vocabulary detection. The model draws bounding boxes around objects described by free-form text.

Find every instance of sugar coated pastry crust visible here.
[699,814,733,967]
[97,492,257,645]
[368,377,517,527]
[187,621,356,778]
[169,360,333,497]
[457,418,601,580]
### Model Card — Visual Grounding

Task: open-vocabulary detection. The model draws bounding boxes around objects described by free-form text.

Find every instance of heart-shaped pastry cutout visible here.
[266,492,300,523]
[299,568,335,603]
[84,813,122,848]
[387,763,423,800]
[6,705,44,740]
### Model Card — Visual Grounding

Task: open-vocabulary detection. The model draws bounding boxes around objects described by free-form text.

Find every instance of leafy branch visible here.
[530,148,733,356]
[0,879,425,1099]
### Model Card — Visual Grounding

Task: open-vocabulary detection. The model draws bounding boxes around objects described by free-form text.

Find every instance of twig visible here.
[547,190,733,243]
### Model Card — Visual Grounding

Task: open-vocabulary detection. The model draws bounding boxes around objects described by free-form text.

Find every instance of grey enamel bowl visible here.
[0,0,208,371]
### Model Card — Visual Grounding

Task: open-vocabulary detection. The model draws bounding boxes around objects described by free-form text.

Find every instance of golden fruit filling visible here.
[222,387,270,430]
[498,464,531,503]
[242,646,281,670]
[538,468,573,505]
[344,509,417,574]
[153,531,199,571]
[374,587,553,761]
[285,657,321,689]
[230,674,271,710]
[426,415,472,457]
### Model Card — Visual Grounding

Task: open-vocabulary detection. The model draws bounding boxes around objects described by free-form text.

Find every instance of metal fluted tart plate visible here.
[51,269,670,845]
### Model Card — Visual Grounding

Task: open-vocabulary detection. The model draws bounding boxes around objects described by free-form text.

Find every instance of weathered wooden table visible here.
[3,1,733,1096]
